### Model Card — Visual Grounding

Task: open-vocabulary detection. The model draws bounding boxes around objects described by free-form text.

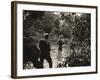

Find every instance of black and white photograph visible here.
[23,11,91,69]
[11,1,97,78]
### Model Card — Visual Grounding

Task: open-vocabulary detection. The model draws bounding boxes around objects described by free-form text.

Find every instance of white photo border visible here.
[11,1,98,78]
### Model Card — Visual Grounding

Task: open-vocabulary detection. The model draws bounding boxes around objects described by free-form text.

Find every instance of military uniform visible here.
[39,38,52,68]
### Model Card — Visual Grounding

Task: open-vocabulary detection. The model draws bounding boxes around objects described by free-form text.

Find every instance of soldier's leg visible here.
[40,55,44,68]
[45,55,52,68]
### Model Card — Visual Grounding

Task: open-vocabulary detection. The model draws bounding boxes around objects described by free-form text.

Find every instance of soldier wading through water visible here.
[39,33,52,68]
[57,35,64,62]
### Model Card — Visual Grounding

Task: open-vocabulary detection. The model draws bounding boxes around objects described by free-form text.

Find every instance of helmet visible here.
[43,33,49,39]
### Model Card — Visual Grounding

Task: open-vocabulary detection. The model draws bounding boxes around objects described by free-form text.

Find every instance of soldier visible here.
[57,35,64,52]
[39,33,52,68]
[57,35,64,61]
[70,39,76,58]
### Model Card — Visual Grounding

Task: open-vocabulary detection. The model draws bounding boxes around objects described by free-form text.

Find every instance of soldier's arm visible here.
[48,43,51,52]
[39,40,42,49]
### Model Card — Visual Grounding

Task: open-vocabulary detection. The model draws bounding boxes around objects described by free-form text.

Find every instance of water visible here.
[44,44,70,68]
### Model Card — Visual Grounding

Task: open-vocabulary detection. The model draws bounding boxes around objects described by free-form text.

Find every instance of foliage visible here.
[23,11,60,37]
[23,11,90,41]
[23,11,91,68]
